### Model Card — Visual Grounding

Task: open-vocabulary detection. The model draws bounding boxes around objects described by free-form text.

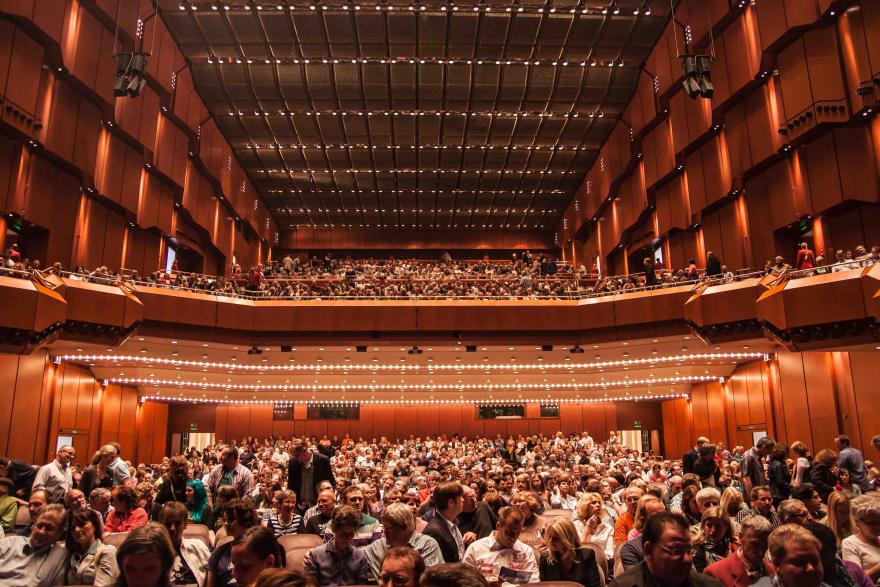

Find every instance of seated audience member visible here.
[302,481,335,527]
[207,498,261,587]
[304,488,336,536]
[842,496,880,585]
[778,499,849,587]
[691,506,736,573]
[155,455,191,507]
[104,485,149,536]
[752,524,825,587]
[206,486,239,531]
[66,507,119,586]
[0,503,67,586]
[419,562,489,587]
[614,486,645,545]
[90,487,112,522]
[608,512,722,587]
[539,517,602,587]
[16,489,48,536]
[186,480,211,525]
[704,514,774,587]
[340,484,382,546]
[253,568,317,587]
[456,485,495,541]
[380,546,425,587]
[462,505,539,584]
[825,491,854,550]
[362,502,443,578]
[734,486,779,527]
[263,489,302,536]
[401,493,429,533]
[793,483,828,522]
[719,487,746,520]
[509,490,548,554]
[115,523,177,587]
[160,501,211,586]
[423,481,467,563]
[0,477,19,534]
[619,496,666,570]
[304,504,370,586]
[575,492,614,561]
[230,526,285,587]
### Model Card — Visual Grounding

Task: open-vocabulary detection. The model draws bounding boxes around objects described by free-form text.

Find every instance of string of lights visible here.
[256,168,579,175]
[225,109,606,118]
[178,2,648,17]
[105,375,723,391]
[247,143,594,151]
[56,352,768,373]
[140,393,687,407]
[204,56,627,68]
[264,188,568,195]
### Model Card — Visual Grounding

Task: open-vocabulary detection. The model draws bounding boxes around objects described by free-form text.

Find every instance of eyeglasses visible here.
[380,573,412,586]
[655,544,695,558]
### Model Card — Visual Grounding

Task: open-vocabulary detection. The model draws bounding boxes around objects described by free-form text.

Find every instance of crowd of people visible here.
[3,242,879,301]
[2,429,880,587]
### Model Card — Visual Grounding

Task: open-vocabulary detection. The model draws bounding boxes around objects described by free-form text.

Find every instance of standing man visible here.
[741,437,776,504]
[423,481,466,563]
[100,444,133,487]
[836,435,873,494]
[288,440,335,510]
[32,445,75,503]
[204,446,254,507]
[683,437,709,475]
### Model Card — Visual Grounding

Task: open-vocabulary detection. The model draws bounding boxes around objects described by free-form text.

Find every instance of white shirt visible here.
[842,534,880,579]
[463,533,539,584]
[32,460,72,500]
[574,519,614,560]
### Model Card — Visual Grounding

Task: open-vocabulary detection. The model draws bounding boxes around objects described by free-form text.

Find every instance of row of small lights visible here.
[265,188,567,194]
[206,56,626,68]
[141,393,687,407]
[179,3,647,16]
[286,208,553,214]
[248,143,595,151]
[256,168,580,174]
[228,110,606,118]
[58,352,767,372]
[105,375,723,390]
[287,223,550,228]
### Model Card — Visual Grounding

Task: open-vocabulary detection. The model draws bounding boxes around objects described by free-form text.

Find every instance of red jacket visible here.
[703,552,774,587]
[104,507,149,534]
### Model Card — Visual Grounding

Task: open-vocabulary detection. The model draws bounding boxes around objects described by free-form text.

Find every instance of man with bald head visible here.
[99,443,133,487]
[32,446,75,503]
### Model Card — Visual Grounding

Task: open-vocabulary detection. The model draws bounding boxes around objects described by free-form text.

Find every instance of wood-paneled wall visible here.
[0,0,276,274]
[161,402,659,445]
[558,0,880,274]
[662,351,880,458]
[0,352,167,466]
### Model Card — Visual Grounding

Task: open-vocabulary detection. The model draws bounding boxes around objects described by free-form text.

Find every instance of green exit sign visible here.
[190,423,198,431]
[633,420,642,429]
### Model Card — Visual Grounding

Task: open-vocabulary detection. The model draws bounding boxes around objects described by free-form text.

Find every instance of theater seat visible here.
[541,509,571,518]
[104,532,129,549]
[14,508,30,528]
[582,541,608,581]
[278,534,323,550]
[532,582,585,587]
[183,523,212,547]
[285,546,313,572]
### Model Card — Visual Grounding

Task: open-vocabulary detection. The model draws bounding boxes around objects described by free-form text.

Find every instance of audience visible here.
[539,516,602,587]
[0,503,67,586]
[753,524,825,587]
[230,526,285,586]
[703,514,774,587]
[160,501,211,586]
[462,506,538,584]
[66,507,118,586]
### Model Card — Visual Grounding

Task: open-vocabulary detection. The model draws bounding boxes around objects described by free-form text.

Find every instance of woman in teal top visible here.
[186,479,211,524]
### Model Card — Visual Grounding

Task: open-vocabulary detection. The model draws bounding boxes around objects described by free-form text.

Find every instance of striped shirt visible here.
[263,510,302,536]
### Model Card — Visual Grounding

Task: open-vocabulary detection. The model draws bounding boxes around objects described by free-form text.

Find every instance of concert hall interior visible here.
[2,0,880,585]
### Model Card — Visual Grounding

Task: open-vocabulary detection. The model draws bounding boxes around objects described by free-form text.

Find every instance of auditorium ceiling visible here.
[51,335,774,404]
[158,0,670,233]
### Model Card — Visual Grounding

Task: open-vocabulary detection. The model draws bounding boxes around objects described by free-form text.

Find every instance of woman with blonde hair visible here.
[826,491,855,550]
[791,441,813,487]
[692,506,736,573]
[574,492,614,561]
[720,486,746,519]
[539,517,602,587]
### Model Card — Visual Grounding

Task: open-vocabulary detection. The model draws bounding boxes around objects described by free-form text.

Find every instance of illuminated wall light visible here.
[227,109,595,119]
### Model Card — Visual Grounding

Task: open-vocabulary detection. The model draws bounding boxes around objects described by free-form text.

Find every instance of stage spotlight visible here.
[541,344,554,352]
[356,345,367,352]
[680,54,714,100]
[570,345,585,354]
[682,77,702,99]
[407,346,423,355]
[114,53,148,98]
[247,346,262,355]
[466,345,477,352]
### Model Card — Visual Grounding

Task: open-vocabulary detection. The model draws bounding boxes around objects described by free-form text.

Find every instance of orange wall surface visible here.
[0,0,277,274]
[558,1,880,273]
[662,350,880,458]
[0,352,167,466]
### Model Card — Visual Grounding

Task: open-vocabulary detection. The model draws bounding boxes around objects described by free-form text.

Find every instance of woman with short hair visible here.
[114,523,176,587]
[66,507,119,586]
[574,492,614,561]
[842,496,880,583]
[539,517,602,587]
[104,485,149,537]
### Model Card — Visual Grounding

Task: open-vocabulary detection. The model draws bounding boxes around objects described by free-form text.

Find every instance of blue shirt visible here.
[304,541,370,586]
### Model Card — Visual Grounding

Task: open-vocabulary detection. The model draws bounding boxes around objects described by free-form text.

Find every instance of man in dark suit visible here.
[704,514,774,587]
[423,481,465,563]
[682,437,709,475]
[288,440,335,510]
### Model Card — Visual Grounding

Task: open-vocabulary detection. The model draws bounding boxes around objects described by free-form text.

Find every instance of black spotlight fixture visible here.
[681,54,714,100]
[407,345,423,355]
[570,345,585,354]
[541,344,554,352]
[356,345,367,352]
[466,345,477,352]
[247,346,262,355]
[280,345,292,353]
[113,53,148,98]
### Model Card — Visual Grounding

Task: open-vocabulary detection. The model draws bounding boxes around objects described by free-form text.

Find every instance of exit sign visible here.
[633,420,642,429]
[190,423,198,431]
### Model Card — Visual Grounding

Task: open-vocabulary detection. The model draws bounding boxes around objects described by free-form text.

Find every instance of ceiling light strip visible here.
[204,56,626,68]
[182,2,642,17]
[264,189,568,195]
[141,393,685,407]
[248,143,593,151]
[105,375,723,391]
[226,109,604,118]
[57,352,767,373]
[256,168,580,175]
